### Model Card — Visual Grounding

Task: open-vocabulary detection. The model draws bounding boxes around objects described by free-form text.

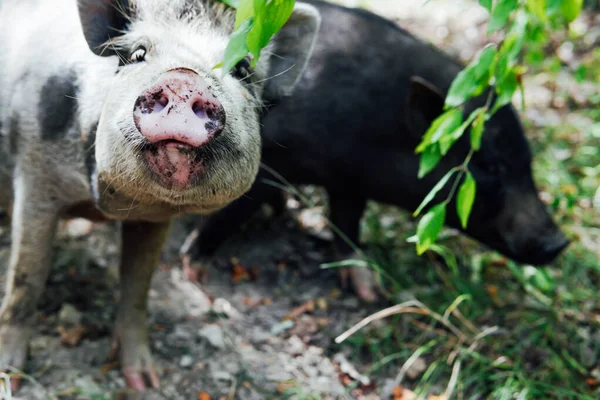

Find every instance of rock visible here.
[74,375,103,397]
[179,354,194,368]
[58,303,82,326]
[285,335,305,356]
[65,218,94,238]
[173,325,193,341]
[406,356,427,379]
[212,298,242,319]
[198,324,226,349]
[213,370,233,382]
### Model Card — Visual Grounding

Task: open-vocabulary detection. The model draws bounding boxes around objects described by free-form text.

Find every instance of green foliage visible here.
[456,172,476,229]
[410,0,584,256]
[216,0,296,74]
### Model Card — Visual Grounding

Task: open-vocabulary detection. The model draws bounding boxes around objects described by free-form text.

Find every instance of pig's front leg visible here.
[0,172,60,390]
[327,191,378,303]
[111,220,170,391]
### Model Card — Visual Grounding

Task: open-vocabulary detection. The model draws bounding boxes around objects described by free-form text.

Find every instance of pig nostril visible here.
[157,95,169,108]
[192,101,207,119]
[152,95,168,113]
[206,108,216,120]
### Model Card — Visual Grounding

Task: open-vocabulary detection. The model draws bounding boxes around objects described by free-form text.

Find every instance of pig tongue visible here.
[146,142,200,189]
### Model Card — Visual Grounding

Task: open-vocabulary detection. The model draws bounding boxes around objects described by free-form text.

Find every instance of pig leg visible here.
[111,220,170,391]
[327,191,378,302]
[0,173,60,390]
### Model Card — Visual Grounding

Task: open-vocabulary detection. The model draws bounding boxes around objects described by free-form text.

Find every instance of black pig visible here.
[182,0,569,301]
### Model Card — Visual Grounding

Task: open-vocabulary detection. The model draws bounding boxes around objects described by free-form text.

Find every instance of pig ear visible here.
[77,0,131,56]
[406,76,446,138]
[263,3,321,100]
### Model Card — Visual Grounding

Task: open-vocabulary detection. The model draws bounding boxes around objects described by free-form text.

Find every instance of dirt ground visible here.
[0,1,551,399]
[0,209,389,399]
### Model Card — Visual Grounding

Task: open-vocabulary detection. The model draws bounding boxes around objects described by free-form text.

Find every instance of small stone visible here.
[179,354,194,368]
[173,325,193,341]
[198,324,225,349]
[65,218,94,238]
[58,303,82,326]
[285,335,305,356]
[213,371,233,381]
[406,356,427,379]
[74,375,102,396]
[212,298,241,319]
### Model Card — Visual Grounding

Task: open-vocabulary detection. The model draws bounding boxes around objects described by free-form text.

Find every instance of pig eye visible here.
[231,56,252,80]
[129,47,147,63]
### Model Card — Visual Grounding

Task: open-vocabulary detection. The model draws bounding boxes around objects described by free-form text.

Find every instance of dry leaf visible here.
[277,381,294,393]
[392,385,416,400]
[100,361,121,374]
[57,324,88,347]
[197,392,211,400]
[284,300,315,320]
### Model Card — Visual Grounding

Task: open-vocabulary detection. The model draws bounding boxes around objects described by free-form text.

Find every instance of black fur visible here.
[77,0,131,56]
[38,71,79,141]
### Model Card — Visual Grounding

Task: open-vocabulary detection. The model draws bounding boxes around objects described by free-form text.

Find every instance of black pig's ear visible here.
[406,76,446,138]
[77,0,131,56]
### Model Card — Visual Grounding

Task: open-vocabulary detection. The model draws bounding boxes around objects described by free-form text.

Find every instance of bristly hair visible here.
[129,0,235,31]
[100,0,237,57]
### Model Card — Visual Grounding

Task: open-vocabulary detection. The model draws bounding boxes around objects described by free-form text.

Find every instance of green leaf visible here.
[418,144,442,178]
[445,68,477,108]
[445,46,495,108]
[439,107,483,155]
[487,0,518,34]
[493,68,518,111]
[479,0,493,12]
[560,0,583,23]
[526,0,547,21]
[220,0,240,8]
[470,109,486,151]
[416,109,463,153]
[415,204,446,255]
[413,169,456,217]
[234,0,255,29]
[246,0,296,66]
[456,172,476,229]
[473,45,497,81]
[546,0,562,14]
[221,18,253,76]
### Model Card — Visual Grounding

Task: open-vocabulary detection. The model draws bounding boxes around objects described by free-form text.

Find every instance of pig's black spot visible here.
[84,122,98,186]
[39,70,79,141]
[8,114,19,154]
[13,273,27,287]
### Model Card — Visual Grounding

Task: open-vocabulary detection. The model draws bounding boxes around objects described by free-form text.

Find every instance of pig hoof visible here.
[348,266,379,303]
[0,324,31,390]
[181,255,209,283]
[110,327,160,391]
[336,253,379,302]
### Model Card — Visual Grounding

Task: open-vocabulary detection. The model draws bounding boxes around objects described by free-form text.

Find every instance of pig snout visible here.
[133,68,226,190]
[523,229,569,266]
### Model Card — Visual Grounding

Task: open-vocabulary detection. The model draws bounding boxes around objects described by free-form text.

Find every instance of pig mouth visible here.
[143,140,206,190]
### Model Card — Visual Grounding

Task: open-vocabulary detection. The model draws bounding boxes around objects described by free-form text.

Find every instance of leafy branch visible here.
[410,0,583,257]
